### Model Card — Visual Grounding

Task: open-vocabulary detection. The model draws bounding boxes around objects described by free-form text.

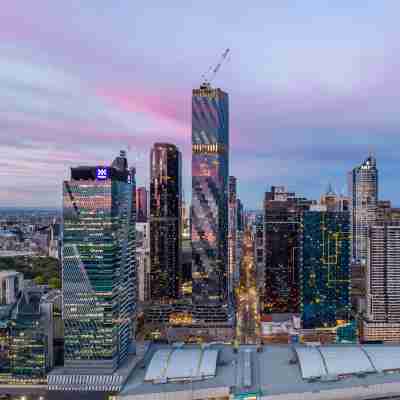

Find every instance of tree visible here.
[49,277,61,289]
[34,275,46,285]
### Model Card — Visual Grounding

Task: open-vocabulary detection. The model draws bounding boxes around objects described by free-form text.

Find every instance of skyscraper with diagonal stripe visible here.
[191,82,229,304]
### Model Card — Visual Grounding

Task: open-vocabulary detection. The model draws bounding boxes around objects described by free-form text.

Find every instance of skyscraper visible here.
[363,223,400,342]
[149,143,182,301]
[0,271,23,305]
[136,187,148,223]
[62,151,136,373]
[320,184,350,212]
[349,155,378,264]
[299,211,351,329]
[191,82,229,303]
[228,176,237,295]
[262,186,312,314]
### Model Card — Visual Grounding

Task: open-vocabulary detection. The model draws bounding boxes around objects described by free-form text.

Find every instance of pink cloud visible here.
[96,86,189,135]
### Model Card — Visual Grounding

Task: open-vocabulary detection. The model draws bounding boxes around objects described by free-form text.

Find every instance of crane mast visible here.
[201,48,230,85]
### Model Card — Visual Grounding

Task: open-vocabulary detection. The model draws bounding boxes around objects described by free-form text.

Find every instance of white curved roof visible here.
[319,346,374,376]
[295,345,400,380]
[145,347,218,383]
[365,346,400,372]
[295,346,326,379]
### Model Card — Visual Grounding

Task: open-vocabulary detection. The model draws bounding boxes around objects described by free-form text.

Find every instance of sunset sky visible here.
[1,1,400,208]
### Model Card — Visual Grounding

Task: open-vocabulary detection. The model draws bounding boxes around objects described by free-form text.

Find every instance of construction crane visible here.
[201,48,230,84]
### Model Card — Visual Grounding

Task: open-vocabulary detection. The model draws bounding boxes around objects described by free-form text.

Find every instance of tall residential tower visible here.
[262,186,313,314]
[364,223,400,342]
[349,155,378,264]
[191,82,229,304]
[228,176,237,295]
[149,143,182,301]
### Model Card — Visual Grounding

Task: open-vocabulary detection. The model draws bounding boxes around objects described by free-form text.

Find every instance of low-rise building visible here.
[118,343,400,400]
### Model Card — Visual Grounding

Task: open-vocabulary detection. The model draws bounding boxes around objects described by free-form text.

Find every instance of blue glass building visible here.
[62,151,136,373]
[191,83,229,304]
[300,211,351,329]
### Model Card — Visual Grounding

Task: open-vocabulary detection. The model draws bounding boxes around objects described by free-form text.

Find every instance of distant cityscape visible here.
[1,79,400,400]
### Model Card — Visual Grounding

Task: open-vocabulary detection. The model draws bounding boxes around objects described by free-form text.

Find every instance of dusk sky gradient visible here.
[1,1,400,208]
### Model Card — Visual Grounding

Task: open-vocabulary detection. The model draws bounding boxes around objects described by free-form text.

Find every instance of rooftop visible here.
[119,343,400,400]
[0,270,21,279]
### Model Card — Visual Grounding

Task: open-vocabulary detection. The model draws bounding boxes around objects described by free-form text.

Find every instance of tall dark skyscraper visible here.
[191,82,229,304]
[228,176,237,295]
[349,155,378,264]
[299,211,351,329]
[136,186,148,223]
[62,151,136,373]
[149,143,182,301]
[262,186,312,314]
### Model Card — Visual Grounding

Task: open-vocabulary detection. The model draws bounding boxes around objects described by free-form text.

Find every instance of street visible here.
[236,229,261,344]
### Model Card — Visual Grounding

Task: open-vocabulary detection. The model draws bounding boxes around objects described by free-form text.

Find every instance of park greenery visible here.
[0,256,61,289]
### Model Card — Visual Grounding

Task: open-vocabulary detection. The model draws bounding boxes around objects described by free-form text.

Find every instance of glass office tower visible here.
[149,143,182,301]
[300,211,351,329]
[62,151,136,373]
[349,155,378,264]
[263,186,313,314]
[192,82,229,303]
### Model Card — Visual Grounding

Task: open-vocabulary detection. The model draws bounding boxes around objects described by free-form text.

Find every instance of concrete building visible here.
[364,223,400,342]
[0,271,23,305]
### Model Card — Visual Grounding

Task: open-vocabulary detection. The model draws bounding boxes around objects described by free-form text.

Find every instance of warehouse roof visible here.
[120,344,400,400]
[144,347,218,383]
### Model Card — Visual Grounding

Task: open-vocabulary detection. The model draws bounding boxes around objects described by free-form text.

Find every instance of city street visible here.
[236,229,261,344]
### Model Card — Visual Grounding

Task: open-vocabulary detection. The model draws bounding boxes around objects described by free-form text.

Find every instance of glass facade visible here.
[191,83,229,303]
[136,187,148,223]
[62,156,136,373]
[149,143,182,301]
[263,187,312,314]
[0,290,52,384]
[349,155,378,264]
[228,176,237,295]
[300,211,351,329]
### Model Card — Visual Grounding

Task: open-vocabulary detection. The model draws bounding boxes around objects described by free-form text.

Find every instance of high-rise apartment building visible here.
[262,186,313,314]
[62,151,136,373]
[191,82,229,303]
[228,176,237,295]
[149,143,182,301]
[255,214,264,292]
[299,211,351,329]
[349,155,378,264]
[0,271,23,305]
[237,199,244,232]
[363,224,400,342]
[136,222,150,302]
[136,187,148,223]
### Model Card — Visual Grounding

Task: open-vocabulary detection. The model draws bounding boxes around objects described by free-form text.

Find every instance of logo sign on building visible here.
[96,167,108,180]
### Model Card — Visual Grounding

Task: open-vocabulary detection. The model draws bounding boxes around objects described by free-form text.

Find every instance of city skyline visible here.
[2,2,400,209]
